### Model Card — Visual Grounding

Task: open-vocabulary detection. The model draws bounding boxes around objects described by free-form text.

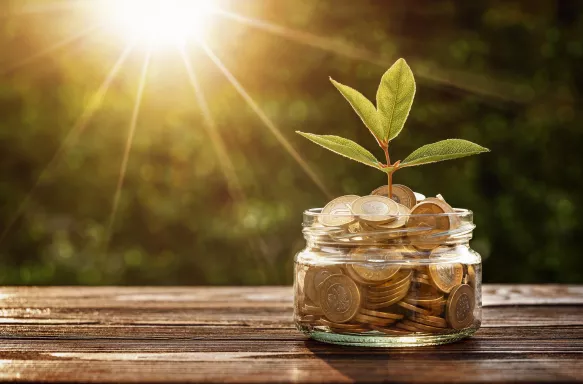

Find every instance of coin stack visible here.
[296,184,477,336]
[308,184,466,249]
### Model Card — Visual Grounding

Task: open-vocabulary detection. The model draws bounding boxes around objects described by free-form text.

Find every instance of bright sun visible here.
[106,0,213,47]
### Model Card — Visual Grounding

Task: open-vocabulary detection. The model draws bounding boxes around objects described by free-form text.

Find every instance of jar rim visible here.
[303,207,473,218]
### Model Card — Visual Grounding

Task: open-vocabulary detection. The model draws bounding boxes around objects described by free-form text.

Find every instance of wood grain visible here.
[0,285,581,383]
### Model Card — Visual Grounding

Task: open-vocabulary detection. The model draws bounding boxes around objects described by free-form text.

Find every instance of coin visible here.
[363,292,406,309]
[365,286,409,303]
[375,204,410,229]
[428,263,464,293]
[409,314,448,328]
[446,284,475,329]
[403,293,444,307]
[302,304,323,316]
[304,266,343,305]
[319,274,361,323]
[371,184,417,209]
[405,200,454,250]
[411,276,432,285]
[397,301,432,315]
[424,197,461,229]
[467,265,476,289]
[365,280,411,298]
[401,319,443,333]
[354,313,397,326]
[414,192,426,201]
[347,248,402,284]
[395,322,423,332]
[368,269,412,290]
[415,272,431,281]
[351,195,399,223]
[319,195,359,227]
[358,308,404,320]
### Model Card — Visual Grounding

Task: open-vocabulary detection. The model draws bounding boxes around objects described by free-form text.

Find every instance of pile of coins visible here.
[308,184,469,249]
[295,184,478,336]
[296,261,477,335]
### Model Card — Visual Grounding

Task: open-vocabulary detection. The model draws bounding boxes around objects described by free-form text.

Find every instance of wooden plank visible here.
[0,357,581,383]
[1,285,582,309]
[0,306,582,340]
[0,326,582,352]
[0,326,582,383]
[0,286,582,383]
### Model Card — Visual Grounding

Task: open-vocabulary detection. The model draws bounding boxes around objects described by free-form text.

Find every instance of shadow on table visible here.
[303,337,485,382]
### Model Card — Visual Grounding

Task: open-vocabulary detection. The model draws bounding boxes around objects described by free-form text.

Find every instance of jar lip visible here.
[303,207,473,218]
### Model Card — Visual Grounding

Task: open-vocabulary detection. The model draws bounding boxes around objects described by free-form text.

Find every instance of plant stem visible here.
[383,144,393,198]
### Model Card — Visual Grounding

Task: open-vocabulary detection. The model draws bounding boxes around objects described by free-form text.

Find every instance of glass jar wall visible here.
[294,208,482,347]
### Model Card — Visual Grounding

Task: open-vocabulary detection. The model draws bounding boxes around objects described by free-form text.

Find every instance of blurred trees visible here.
[0,0,581,285]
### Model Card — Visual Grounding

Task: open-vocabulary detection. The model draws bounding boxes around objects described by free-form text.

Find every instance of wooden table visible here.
[0,285,582,383]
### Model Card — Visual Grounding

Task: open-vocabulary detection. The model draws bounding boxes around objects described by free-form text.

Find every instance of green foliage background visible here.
[1,0,581,285]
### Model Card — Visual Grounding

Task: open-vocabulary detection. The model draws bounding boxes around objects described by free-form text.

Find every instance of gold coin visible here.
[415,272,430,280]
[395,322,423,332]
[358,308,404,320]
[403,294,444,307]
[297,314,320,324]
[405,200,455,250]
[354,313,397,326]
[371,184,417,209]
[319,274,361,323]
[401,319,443,333]
[351,195,399,223]
[428,263,464,293]
[370,325,413,335]
[414,192,426,201]
[302,304,323,316]
[374,203,410,229]
[424,197,461,229]
[363,292,405,309]
[467,265,476,289]
[411,276,432,285]
[446,284,475,329]
[368,269,412,291]
[397,301,432,315]
[304,266,343,305]
[347,248,402,284]
[409,314,448,328]
[319,195,359,227]
[365,280,411,298]
[365,285,410,303]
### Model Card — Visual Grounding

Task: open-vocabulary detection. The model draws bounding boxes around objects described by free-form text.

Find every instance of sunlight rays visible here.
[0,45,133,247]
[1,24,99,75]
[179,49,245,202]
[215,10,527,103]
[11,0,91,15]
[103,52,151,252]
[201,43,333,199]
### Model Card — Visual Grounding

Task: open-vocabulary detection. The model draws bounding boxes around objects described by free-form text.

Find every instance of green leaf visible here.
[296,131,384,170]
[329,78,382,143]
[400,139,490,168]
[376,58,416,142]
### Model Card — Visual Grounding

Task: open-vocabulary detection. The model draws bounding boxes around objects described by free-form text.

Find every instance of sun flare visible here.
[105,0,214,47]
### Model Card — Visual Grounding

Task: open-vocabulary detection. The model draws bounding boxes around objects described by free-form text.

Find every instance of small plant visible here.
[297,58,489,198]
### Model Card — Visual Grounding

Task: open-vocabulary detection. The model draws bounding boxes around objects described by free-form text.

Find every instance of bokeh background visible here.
[1,0,581,285]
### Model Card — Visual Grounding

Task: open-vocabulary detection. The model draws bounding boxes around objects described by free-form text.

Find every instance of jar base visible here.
[307,327,479,347]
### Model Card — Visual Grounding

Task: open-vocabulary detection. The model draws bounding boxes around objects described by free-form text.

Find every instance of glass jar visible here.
[294,208,481,347]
